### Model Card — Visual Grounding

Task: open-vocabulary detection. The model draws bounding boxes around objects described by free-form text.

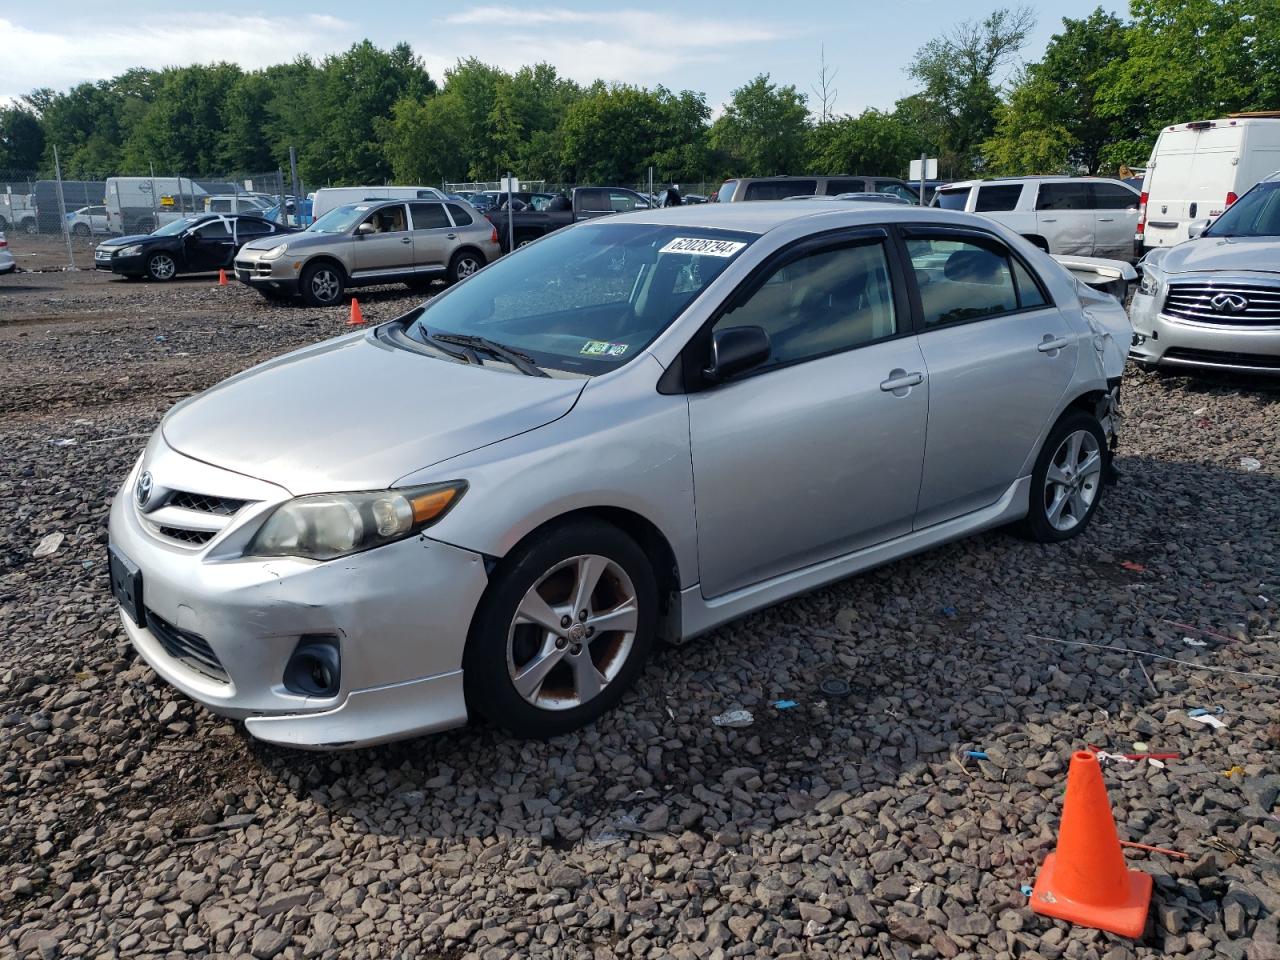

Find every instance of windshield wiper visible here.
[431,332,549,377]
[416,327,482,365]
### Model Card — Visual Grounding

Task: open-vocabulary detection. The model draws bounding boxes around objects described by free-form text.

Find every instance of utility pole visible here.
[289,147,302,225]
[53,145,75,269]
[506,170,515,254]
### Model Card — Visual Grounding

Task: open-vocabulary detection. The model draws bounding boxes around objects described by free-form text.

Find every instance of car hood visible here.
[1157,236,1280,275]
[240,231,331,253]
[161,331,586,495]
[99,233,153,248]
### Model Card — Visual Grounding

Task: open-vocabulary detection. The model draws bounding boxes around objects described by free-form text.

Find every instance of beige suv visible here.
[235,199,502,305]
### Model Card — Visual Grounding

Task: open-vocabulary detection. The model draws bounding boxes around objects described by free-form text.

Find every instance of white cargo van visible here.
[104,177,209,235]
[1137,114,1280,256]
[310,186,445,221]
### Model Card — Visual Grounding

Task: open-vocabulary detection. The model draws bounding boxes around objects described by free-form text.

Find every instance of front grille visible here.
[147,610,229,683]
[1162,347,1280,371]
[168,491,247,516]
[1163,282,1280,325]
[156,526,216,545]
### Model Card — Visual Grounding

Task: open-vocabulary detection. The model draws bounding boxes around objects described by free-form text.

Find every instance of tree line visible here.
[2,1,1277,187]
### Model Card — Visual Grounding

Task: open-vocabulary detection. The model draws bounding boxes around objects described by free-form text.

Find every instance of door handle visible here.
[1037,335,1070,353]
[1040,217,1057,222]
[447,233,457,239]
[1097,217,1115,222]
[879,369,924,392]
[400,237,412,244]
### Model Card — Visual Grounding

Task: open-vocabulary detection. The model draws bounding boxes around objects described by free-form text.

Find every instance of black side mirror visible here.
[704,325,771,383]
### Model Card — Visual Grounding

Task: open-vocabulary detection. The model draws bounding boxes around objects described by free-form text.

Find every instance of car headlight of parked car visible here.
[1138,269,1162,298]
[246,482,467,561]
[119,244,144,257]
[260,242,289,261]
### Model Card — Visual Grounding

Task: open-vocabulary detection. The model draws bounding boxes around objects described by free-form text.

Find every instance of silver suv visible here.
[235,199,501,306]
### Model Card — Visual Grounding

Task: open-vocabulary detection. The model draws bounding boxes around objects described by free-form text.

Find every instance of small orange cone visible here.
[347,297,365,326]
[1031,751,1152,938]
[218,268,228,286]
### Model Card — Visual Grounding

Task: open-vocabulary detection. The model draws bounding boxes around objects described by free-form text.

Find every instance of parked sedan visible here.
[1130,171,1280,374]
[108,201,1129,748]
[95,214,294,281]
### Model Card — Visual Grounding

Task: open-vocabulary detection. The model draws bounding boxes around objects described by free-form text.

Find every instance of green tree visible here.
[383,93,471,184]
[709,74,809,176]
[807,109,924,177]
[122,63,243,174]
[561,84,703,183]
[906,6,1036,174]
[0,106,45,171]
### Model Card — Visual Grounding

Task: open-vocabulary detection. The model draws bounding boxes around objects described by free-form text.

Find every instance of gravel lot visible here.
[2,236,1278,960]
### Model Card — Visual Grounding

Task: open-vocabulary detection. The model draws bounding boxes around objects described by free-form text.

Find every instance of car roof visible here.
[612,200,993,235]
[940,176,1135,189]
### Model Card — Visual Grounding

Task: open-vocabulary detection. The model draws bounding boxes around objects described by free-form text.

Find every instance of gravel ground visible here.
[1,252,1278,960]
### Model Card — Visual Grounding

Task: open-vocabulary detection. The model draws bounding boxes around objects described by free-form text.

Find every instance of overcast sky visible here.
[2,2,1127,113]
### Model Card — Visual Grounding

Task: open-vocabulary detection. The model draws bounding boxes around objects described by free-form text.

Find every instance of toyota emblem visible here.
[135,471,154,508]
[1209,292,1249,314]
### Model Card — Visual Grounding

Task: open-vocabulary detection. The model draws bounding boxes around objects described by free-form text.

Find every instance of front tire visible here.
[72,223,91,237]
[1018,411,1107,543]
[299,261,344,307]
[448,250,484,284]
[464,520,657,738]
[146,252,177,282]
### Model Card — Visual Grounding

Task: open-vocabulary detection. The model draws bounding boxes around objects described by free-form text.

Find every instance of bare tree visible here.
[811,44,839,125]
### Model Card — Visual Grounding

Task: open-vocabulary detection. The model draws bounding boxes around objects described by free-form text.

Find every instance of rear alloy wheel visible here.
[1018,411,1107,542]
[21,218,36,235]
[72,223,91,237]
[464,520,657,738]
[300,262,344,307]
[448,251,483,284]
[146,252,177,281]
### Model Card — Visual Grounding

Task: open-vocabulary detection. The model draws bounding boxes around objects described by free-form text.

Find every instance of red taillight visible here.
[0,239,7,248]
[1136,191,1148,235]
[490,227,499,244]
[1226,191,1238,206]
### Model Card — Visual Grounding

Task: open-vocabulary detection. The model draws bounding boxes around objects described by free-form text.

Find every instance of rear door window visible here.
[744,180,817,201]
[1035,183,1091,211]
[934,188,971,210]
[608,190,642,212]
[410,202,450,229]
[1090,183,1139,210]
[824,179,866,195]
[975,184,1023,212]
[577,189,612,212]
[905,235,1022,326]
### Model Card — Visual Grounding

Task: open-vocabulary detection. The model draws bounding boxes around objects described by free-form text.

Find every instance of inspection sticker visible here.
[659,237,747,257]
[581,340,628,357]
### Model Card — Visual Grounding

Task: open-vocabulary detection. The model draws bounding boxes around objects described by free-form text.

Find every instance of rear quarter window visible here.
[934,188,971,210]
[975,184,1023,212]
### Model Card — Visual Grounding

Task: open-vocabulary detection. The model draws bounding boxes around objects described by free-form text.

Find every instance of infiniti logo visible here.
[1209,292,1249,314]
[135,471,154,508]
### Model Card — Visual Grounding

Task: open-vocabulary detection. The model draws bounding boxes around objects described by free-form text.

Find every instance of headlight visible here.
[246,482,466,561]
[119,244,143,257]
[260,242,289,261]
[1138,270,1162,298]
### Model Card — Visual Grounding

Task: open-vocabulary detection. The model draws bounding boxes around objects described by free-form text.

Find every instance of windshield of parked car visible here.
[308,204,371,234]
[153,218,199,236]
[408,222,756,374]
[1203,180,1280,238]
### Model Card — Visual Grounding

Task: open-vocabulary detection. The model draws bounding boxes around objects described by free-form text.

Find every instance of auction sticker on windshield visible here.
[659,237,747,257]
[581,340,628,357]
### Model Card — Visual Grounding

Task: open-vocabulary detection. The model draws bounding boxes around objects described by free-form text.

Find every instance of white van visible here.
[105,177,209,235]
[1137,114,1280,255]
[311,186,445,222]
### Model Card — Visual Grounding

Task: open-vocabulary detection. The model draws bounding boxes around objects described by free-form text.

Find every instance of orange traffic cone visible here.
[347,297,365,326]
[1031,751,1153,938]
[218,268,228,286]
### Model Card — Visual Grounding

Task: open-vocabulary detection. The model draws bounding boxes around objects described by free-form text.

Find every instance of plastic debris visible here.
[33,532,64,559]
[1020,884,1033,897]
[1187,706,1224,717]
[1120,561,1146,572]
[1095,751,1137,765]
[1223,765,1245,778]
[155,335,167,342]
[1148,758,1165,769]
[1119,840,1188,859]
[1192,406,1207,416]
[80,560,93,568]
[940,605,957,617]
[47,438,78,447]
[1182,636,1208,647]
[1239,457,1261,472]
[1189,714,1226,729]
[1133,741,1148,752]
[818,678,850,698]
[772,700,799,710]
[712,709,754,728]
[965,750,989,760]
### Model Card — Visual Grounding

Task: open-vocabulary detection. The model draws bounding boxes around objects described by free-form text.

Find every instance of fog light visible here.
[283,636,341,697]
[1131,333,1146,346]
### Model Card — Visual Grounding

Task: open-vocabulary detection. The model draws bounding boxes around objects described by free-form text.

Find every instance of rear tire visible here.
[21,218,36,235]
[1017,411,1107,543]
[448,250,484,284]
[299,261,344,307]
[464,520,657,739]
[72,223,91,237]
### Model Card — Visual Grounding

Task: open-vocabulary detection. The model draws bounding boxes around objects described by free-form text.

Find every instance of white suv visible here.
[932,177,1140,260]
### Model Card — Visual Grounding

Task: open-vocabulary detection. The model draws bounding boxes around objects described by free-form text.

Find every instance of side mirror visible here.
[1187,218,1211,239]
[704,325,771,383]
[355,222,375,237]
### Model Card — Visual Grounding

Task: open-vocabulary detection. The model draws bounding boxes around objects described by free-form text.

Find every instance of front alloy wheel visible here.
[465,519,657,738]
[147,252,177,281]
[300,262,343,307]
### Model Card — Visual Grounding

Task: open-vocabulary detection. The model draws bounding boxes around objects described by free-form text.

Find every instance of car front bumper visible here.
[1129,291,1280,374]
[107,441,489,748]
[234,255,301,295]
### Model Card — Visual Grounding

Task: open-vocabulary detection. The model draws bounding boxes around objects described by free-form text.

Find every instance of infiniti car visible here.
[108,202,1130,748]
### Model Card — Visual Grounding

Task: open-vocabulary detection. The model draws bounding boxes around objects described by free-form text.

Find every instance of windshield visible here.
[1204,181,1280,238]
[408,222,755,374]
[154,218,199,236]
[308,204,370,234]
[934,188,971,210]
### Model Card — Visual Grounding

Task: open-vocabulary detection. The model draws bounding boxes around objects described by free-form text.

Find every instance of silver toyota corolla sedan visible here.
[108,202,1131,748]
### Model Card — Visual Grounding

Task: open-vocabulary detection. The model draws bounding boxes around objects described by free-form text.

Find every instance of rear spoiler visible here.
[1051,255,1137,302]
